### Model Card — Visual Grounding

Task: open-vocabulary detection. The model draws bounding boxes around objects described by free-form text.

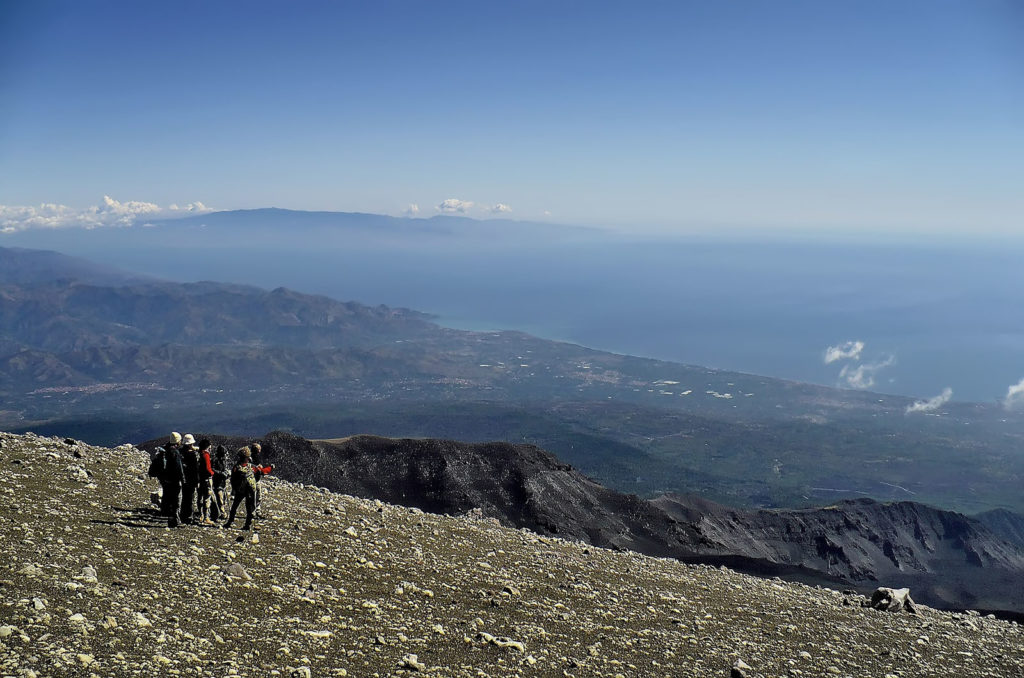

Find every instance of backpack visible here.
[147,447,166,478]
[159,445,184,483]
[231,462,257,494]
[181,448,200,484]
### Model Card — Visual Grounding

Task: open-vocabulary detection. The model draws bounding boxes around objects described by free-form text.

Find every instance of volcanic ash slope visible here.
[0,432,1021,678]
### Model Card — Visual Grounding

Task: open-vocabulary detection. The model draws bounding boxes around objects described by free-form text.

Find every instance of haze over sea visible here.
[8,224,1023,405]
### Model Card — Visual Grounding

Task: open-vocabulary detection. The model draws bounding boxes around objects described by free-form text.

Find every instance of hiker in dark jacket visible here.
[211,444,229,522]
[159,432,185,527]
[224,447,274,530]
[196,439,216,525]
[179,434,200,525]
[224,447,257,530]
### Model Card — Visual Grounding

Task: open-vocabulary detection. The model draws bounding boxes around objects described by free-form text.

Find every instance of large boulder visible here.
[864,587,917,614]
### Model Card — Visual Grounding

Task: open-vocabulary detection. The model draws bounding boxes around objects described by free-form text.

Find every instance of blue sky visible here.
[0,1,1021,234]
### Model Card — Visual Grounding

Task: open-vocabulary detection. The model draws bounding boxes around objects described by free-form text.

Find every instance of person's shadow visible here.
[90,503,168,529]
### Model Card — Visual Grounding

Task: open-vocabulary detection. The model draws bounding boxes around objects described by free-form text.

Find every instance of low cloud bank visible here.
[0,196,211,233]
[906,387,953,414]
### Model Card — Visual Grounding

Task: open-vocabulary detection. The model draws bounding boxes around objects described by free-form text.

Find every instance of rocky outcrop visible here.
[2,430,1023,677]
[865,587,917,614]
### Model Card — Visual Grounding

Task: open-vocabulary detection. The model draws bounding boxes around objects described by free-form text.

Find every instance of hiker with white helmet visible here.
[156,432,184,527]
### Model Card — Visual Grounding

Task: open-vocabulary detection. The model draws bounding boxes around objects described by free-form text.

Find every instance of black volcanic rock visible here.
[654,495,1024,577]
[654,494,1024,610]
[203,432,716,558]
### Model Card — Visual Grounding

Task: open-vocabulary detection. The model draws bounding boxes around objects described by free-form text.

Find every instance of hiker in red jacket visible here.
[251,442,268,518]
[196,439,216,526]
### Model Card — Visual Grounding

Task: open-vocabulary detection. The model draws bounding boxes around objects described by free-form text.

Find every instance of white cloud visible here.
[490,203,511,213]
[906,387,953,414]
[167,201,209,213]
[1003,377,1024,410]
[436,198,474,214]
[838,356,895,389]
[0,196,213,233]
[403,203,420,216]
[824,340,865,364]
[98,195,162,223]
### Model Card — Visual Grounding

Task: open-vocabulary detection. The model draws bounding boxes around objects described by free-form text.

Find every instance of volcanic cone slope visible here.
[0,431,1021,677]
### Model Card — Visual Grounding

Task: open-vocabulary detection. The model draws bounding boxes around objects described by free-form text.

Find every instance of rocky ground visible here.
[0,432,1021,678]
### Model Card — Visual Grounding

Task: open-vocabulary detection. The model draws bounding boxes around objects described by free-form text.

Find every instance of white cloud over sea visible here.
[1003,377,1024,410]
[822,340,895,390]
[906,387,953,414]
[837,355,895,389]
[0,196,212,233]
[824,340,864,364]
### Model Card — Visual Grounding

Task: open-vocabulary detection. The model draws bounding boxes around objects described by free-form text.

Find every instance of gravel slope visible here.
[1,431,1021,678]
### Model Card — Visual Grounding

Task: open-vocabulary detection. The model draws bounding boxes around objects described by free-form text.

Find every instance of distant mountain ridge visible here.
[0,277,435,353]
[145,430,1024,614]
[144,207,597,240]
[0,246,152,286]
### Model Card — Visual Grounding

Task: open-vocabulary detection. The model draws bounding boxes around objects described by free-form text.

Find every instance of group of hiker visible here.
[148,432,273,530]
